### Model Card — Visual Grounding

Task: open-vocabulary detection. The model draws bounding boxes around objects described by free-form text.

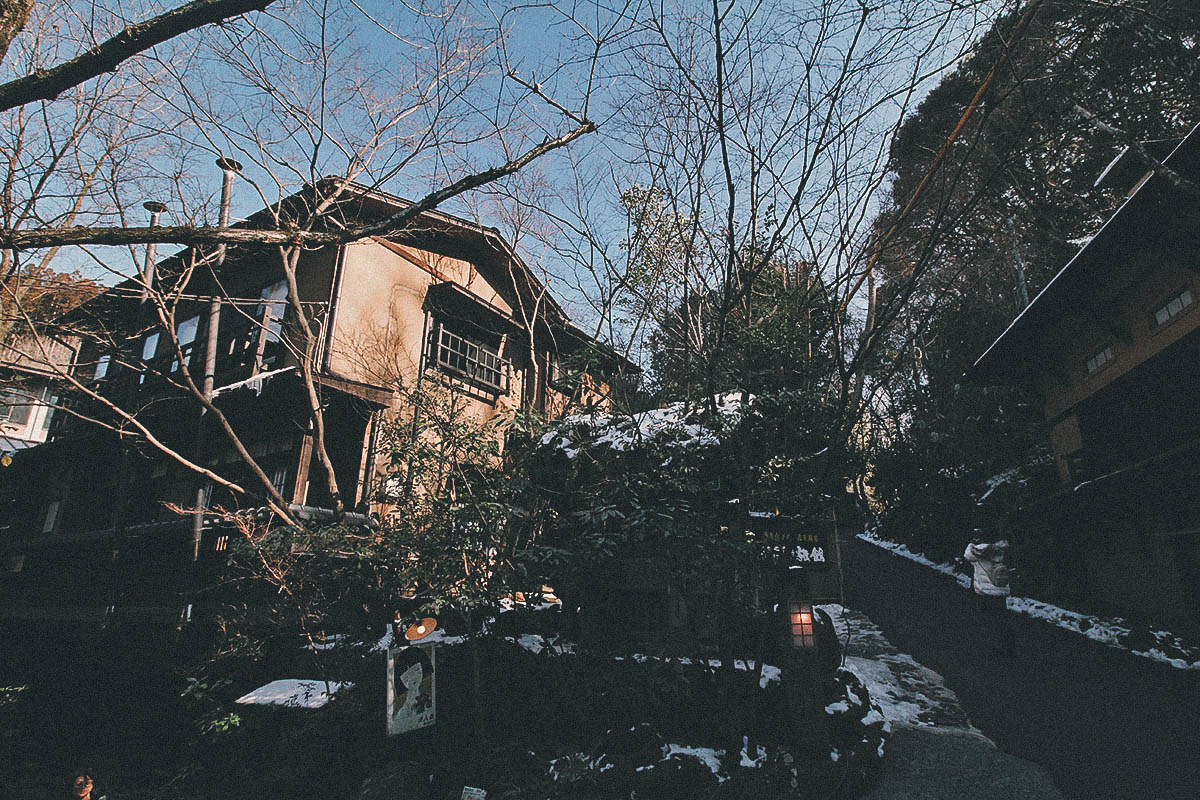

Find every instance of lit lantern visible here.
[788,599,816,649]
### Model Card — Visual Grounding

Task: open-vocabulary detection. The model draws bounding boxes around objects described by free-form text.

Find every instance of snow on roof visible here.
[234,678,352,709]
[539,392,751,458]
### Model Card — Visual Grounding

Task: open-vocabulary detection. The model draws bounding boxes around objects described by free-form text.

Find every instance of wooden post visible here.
[292,432,314,506]
[191,295,221,562]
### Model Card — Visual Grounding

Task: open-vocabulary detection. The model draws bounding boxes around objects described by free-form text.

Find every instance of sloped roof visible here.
[64,180,637,373]
[969,122,1200,384]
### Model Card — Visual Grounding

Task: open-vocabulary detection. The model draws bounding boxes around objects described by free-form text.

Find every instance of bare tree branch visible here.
[0,120,597,251]
[1074,103,1200,199]
[0,0,275,113]
[0,0,34,64]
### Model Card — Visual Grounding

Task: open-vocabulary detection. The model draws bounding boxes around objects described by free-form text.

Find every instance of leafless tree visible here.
[518,0,1008,443]
[0,0,619,532]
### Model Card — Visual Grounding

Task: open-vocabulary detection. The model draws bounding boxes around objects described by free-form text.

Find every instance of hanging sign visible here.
[387,642,437,735]
[741,513,833,571]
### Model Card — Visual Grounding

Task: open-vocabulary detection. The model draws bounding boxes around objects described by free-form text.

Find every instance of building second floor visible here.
[971,123,1200,484]
[1,181,636,544]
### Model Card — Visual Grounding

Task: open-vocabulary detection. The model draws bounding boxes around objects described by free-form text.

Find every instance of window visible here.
[1085,345,1114,375]
[428,325,510,394]
[256,280,289,369]
[93,354,111,381]
[172,315,200,372]
[0,387,32,427]
[270,467,288,496]
[1149,287,1194,330]
[35,388,57,436]
[257,280,288,343]
[142,332,160,361]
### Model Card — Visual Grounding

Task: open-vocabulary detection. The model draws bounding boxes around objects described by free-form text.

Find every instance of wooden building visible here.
[970,124,1200,633]
[0,335,74,454]
[0,181,631,627]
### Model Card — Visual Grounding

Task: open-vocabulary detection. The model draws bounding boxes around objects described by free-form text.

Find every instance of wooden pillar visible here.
[292,432,314,506]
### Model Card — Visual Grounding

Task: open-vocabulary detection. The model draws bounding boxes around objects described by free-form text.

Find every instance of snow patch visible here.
[506,633,576,655]
[858,532,1200,670]
[976,467,1022,504]
[740,739,767,768]
[234,679,350,709]
[613,653,781,687]
[664,744,726,782]
[211,366,293,398]
[373,627,467,652]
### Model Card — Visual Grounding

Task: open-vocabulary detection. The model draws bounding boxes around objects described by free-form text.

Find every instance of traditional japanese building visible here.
[0,180,632,628]
[970,123,1200,633]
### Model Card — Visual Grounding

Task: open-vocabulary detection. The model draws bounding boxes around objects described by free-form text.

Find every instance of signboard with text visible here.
[736,511,842,603]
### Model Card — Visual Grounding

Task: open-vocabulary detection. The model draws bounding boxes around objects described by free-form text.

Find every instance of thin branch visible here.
[0,120,597,251]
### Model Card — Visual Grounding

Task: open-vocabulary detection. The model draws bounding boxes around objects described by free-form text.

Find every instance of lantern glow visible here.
[788,600,816,649]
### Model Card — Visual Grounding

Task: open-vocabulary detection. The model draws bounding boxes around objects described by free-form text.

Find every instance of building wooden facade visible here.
[0,182,630,627]
[971,124,1200,633]
[0,335,75,454]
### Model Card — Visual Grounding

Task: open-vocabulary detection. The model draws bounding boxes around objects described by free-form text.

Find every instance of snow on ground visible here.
[373,626,467,652]
[820,604,974,730]
[857,530,971,589]
[664,744,726,781]
[234,679,351,709]
[857,531,1200,670]
[507,633,576,655]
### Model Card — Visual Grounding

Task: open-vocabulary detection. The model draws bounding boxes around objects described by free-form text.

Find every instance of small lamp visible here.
[788,599,816,649]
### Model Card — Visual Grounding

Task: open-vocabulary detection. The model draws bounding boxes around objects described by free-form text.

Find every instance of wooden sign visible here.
[741,513,834,571]
[736,511,842,604]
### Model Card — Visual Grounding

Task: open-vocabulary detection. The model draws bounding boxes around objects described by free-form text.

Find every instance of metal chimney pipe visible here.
[215,157,242,266]
[140,201,167,303]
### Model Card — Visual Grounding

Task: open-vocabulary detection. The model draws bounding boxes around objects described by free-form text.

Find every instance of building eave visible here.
[969,121,1200,385]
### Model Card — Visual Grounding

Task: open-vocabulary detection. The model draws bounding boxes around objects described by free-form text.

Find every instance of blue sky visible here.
[12,0,1005,335]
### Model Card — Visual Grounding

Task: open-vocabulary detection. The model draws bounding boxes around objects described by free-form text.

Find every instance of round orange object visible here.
[405,616,438,641]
